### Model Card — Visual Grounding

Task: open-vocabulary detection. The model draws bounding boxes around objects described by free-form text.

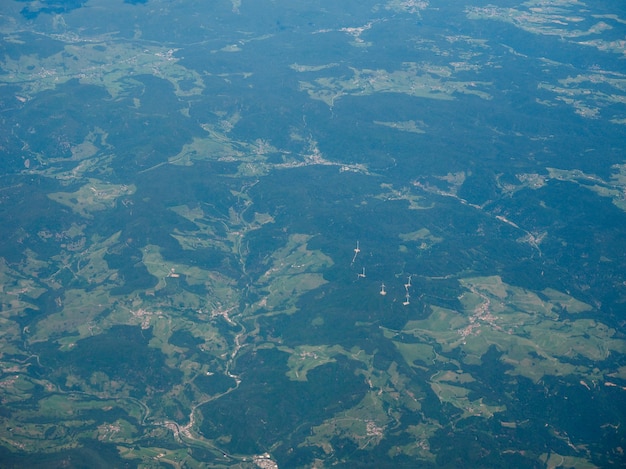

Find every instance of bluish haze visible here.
[1,0,625,467]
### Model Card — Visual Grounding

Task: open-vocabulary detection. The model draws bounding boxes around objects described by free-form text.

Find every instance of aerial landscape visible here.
[0,0,625,467]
